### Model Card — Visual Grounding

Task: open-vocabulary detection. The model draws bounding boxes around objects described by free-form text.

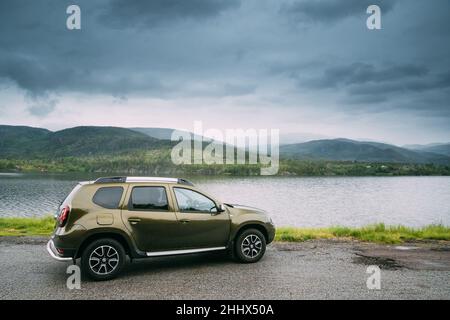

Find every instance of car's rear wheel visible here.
[234,229,266,263]
[81,238,125,281]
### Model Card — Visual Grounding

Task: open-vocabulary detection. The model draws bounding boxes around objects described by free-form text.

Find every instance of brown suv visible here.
[47,177,275,280]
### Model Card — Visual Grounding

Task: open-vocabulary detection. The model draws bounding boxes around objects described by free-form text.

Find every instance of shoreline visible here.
[1,217,449,244]
[2,158,449,176]
[2,170,450,177]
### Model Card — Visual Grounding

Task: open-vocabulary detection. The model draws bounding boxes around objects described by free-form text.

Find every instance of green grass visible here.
[0,217,449,244]
[0,216,55,236]
[276,223,450,244]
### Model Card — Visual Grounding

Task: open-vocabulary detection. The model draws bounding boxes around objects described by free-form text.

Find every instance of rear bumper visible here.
[46,239,72,262]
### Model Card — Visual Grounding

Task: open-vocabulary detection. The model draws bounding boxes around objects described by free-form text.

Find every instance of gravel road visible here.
[0,237,449,300]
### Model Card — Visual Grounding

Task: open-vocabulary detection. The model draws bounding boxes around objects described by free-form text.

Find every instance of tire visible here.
[234,229,266,263]
[81,238,126,281]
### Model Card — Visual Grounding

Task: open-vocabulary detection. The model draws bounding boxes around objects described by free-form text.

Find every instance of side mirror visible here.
[211,203,226,215]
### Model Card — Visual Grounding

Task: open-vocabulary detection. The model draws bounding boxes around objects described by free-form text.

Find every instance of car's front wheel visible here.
[234,229,266,263]
[81,238,126,281]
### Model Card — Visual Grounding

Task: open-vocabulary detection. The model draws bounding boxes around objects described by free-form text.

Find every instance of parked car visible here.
[47,176,276,280]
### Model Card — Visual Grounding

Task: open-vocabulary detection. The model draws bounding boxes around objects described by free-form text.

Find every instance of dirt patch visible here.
[353,253,404,270]
[353,243,450,271]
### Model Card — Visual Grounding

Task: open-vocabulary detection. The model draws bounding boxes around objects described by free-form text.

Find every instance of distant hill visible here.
[404,143,450,157]
[131,128,333,145]
[130,127,206,142]
[0,125,172,158]
[0,125,51,158]
[129,127,174,140]
[280,138,450,164]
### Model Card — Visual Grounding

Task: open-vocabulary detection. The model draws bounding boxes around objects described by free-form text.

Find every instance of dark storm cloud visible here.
[0,0,245,99]
[0,47,166,96]
[305,63,429,89]
[0,0,176,97]
[292,62,450,113]
[280,0,396,23]
[27,97,58,117]
[0,0,87,94]
[101,0,241,28]
[0,55,51,93]
[0,0,449,137]
[347,70,450,95]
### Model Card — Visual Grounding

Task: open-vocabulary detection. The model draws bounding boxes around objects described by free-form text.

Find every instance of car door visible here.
[121,184,180,252]
[171,186,230,249]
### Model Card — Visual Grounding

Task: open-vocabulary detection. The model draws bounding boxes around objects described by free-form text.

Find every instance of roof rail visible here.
[126,177,178,183]
[177,178,194,186]
[93,176,195,186]
[94,176,126,184]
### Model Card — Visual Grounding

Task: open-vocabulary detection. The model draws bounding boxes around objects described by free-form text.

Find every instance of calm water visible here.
[0,173,449,227]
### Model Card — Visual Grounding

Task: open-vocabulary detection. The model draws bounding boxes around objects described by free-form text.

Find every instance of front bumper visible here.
[46,239,72,262]
[267,222,276,244]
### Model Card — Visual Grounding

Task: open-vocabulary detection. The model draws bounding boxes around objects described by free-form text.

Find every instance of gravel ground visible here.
[0,237,449,300]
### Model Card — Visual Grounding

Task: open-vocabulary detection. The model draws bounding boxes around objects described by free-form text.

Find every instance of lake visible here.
[0,173,449,227]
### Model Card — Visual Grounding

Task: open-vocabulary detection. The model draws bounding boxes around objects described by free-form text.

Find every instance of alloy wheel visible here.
[88,245,120,275]
[241,234,262,259]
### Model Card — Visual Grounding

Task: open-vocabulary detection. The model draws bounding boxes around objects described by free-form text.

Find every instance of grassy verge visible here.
[0,217,449,244]
[0,216,55,236]
[276,224,450,244]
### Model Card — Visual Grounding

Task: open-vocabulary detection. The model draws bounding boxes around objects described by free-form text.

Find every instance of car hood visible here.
[224,203,272,225]
[225,203,267,214]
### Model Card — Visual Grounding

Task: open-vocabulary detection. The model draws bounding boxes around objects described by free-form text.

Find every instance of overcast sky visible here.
[0,0,449,145]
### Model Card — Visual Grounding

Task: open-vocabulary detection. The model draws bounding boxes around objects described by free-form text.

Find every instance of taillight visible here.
[58,205,70,227]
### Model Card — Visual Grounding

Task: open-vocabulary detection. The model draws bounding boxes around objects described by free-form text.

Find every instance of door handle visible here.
[128,218,141,225]
[179,219,190,224]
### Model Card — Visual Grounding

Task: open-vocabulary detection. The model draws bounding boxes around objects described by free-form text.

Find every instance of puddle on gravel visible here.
[276,247,303,252]
[394,246,418,251]
[352,254,404,270]
[431,247,450,252]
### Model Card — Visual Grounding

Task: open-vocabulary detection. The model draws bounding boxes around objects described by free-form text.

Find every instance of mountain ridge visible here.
[1,125,449,164]
[404,143,450,157]
[0,125,172,158]
[279,138,450,164]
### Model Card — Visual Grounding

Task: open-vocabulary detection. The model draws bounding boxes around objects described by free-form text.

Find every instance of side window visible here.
[92,187,124,209]
[129,186,169,211]
[174,188,217,213]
